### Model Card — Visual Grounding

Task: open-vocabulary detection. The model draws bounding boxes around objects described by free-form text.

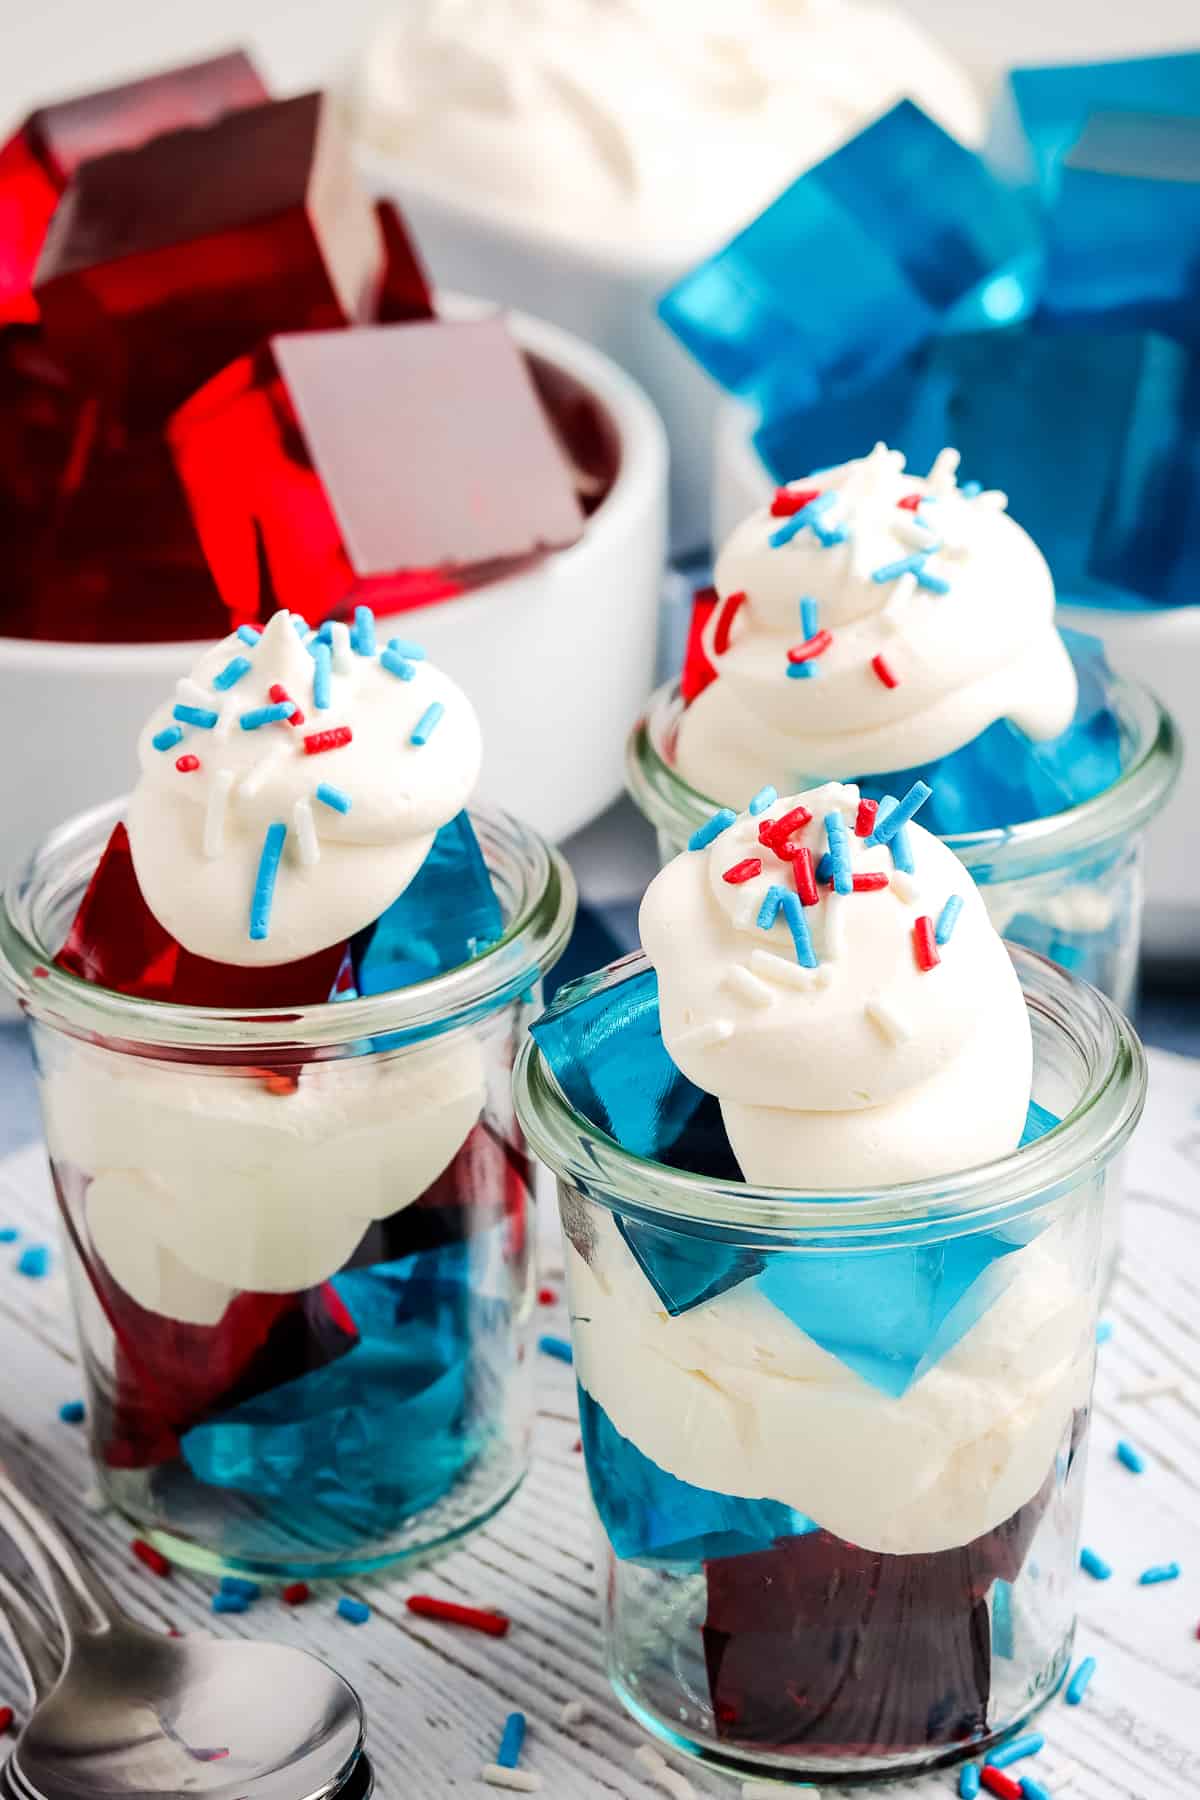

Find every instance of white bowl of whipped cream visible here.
[711,401,1197,958]
[349,0,984,553]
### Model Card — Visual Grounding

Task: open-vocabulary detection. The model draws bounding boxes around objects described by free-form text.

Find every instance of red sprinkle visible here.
[131,1537,170,1578]
[32,965,49,979]
[175,754,200,773]
[855,798,878,837]
[759,805,813,856]
[406,1596,510,1637]
[538,1286,557,1306]
[770,485,821,517]
[0,1707,13,1735]
[786,629,834,665]
[792,848,819,907]
[871,654,900,689]
[913,917,940,972]
[723,858,763,885]
[282,1582,311,1606]
[712,590,747,656]
[269,682,304,726]
[572,1438,582,1453]
[852,872,889,892]
[897,492,923,512]
[303,725,353,756]
[980,1769,1023,1800]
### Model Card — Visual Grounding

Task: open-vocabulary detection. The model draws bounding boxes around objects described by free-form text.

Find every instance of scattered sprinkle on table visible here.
[1139,1562,1180,1585]
[537,1287,557,1306]
[1065,1654,1096,1704]
[959,1765,981,1798]
[282,1582,310,1606]
[220,1576,260,1601]
[980,1766,1022,1800]
[1095,1319,1113,1344]
[559,1699,590,1727]
[406,1595,510,1637]
[1080,1546,1112,1580]
[989,1732,1044,1769]
[539,1335,573,1364]
[0,1229,18,1244]
[634,1743,696,1798]
[130,1537,170,1578]
[496,1712,527,1769]
[0,1707,12,1736]
[1116,1439,1146,1473]
[481,1770,541,1793]
[58,1400,85,1424]
[1020,1780,1051,1800]
[337,1597,370,1625]
[212,1592,250,1615]
[16,1245,49,1278]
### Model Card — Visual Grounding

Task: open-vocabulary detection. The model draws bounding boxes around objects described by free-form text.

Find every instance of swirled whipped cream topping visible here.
[674,445,1079,807]
[356,0,983,256]
[127,608,482,966]
[639,780,1031,1187]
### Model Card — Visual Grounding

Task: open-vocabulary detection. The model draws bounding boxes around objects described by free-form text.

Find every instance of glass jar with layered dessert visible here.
[0,610,575,1576]
[627,445,1180,1013]
[515,784,1145,1783]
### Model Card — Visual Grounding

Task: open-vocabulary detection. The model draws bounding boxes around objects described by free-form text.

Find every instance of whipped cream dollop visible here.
[356,0,983,256]
[674,445,1079,807]
[128,609,482,966]
[640,781,1031,1187]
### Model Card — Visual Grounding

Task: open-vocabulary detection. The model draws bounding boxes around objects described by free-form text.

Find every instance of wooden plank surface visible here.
[0,1049,1196,1799]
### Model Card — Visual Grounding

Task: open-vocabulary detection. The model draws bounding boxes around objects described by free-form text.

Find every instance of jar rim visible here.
[0,796,577,1052]
[627,674,1181,881]
[513,945,1146,1243]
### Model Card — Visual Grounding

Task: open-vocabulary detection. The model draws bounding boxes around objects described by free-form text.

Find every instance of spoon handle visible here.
[0,1472,120,1642]
[0,1569,62,1702]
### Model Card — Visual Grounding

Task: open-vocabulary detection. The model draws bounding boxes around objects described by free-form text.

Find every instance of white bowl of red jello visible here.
[0,49,667,874]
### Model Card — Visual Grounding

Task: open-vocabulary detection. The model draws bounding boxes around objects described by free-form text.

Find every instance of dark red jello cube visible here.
[35,91,383,432]
[0,50,266,329]
[168,317,586,623]
[680,585,720,703]
[372,199,435,326]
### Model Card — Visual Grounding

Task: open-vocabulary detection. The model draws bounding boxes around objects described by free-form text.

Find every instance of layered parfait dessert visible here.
[1,606,575,1573]
[629,443,1179,1011]
[515,780,1144,1780]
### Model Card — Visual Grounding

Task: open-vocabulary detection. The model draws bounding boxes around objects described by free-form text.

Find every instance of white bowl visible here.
[712,396,1195,957]
[0,300,668,879]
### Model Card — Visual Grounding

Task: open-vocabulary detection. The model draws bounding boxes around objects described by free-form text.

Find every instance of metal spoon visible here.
[0,1473,364,1800]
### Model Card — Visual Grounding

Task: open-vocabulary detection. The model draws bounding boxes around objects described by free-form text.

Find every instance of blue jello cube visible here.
[989,49,1200,202]
[352,811,502,993]
[660,101,1035,416]
[1040,112,1200,344]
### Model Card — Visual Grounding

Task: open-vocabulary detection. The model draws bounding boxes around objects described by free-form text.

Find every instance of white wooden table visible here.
[0,1049,1196,1799]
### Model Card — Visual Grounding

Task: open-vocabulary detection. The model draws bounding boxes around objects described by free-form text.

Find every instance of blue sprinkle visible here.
[890,826,915,876]
[917,565,950,594]
[768,490,835,548]
[387,638,426,659]
[1096,1319,1113,1344]
[0,1228,20,1244]
[959,1767,981,1799]
[786,659,816,679]
[291,615,310,637]
[173,704,218,729]
[380,648,416,681]
[1116,1440,1146,1474]
[1080,1547,1112,1580]
[236,625,262,646]
[249,823,287,942]
[312,641,332,711]
[315,784,351,815]
[212,1592,250,1615]
[687,808,737,851]
[497,1713,527,1769]
[351,605,376,655]
[990,1732,1045,1769]
[153,725,184,752]
[1065,1655,1096,1704]
[748,786,777,816]
[935,895,964,945]
[799,596,820,639]
[338,1596,371,1625]
[1139,1562,1180,1585]
[239,703,293,730]
[815,852,833,883]
[757,885,785,930]
[17,1246,49,1279]
[409,702,445,746]
[539,1335,573,1364]
[315,622,334,643]
[220,1576,260,1600]
[868,780,932,847]
[213,657,252,691]
[961,480,982,497]
[812,520,848,548]
[779,892,818,968]
[1020,1781,1051,1800]
[872,553,924,584]
[824,811,852,895]
[58,1400,85,1424]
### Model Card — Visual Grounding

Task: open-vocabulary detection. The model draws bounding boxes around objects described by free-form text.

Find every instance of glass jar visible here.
[0,799,575,1579]
[627,676,1180,1014]
[514,948,1145,1785]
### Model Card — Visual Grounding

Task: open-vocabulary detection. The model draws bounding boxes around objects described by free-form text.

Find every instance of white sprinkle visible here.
[328,620,354,674]
[559,1699,591,1728]
[1118,1378,1181,1403]
[750,949,829,992]
[926,446,961,493]
[239,745,288,801]
[744,1787,821,1800]
[482,1769,542,1793]
[723,966,775,1009]
[889,869,921,905]
[175,676,211,706]
[292,797,319,867]
[203,769,234,860]
[674,1019,734,1053]
[81,1483,109,1515]
[976,488,1009,511]
[893,516,939,551]
[822,892,847,961]
[865,995,912,1045]
[635,1746,696,1799]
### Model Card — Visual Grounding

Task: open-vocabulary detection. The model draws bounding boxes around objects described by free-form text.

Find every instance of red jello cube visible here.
[680,585,720,703]
[35,91,383,433]
[56,822,348,1007]
[168,317,586,623]
[0,51,266,329]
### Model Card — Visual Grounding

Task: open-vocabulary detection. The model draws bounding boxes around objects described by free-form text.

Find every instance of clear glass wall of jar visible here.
[515,948,1145,1785]
[1,799,575,1579]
